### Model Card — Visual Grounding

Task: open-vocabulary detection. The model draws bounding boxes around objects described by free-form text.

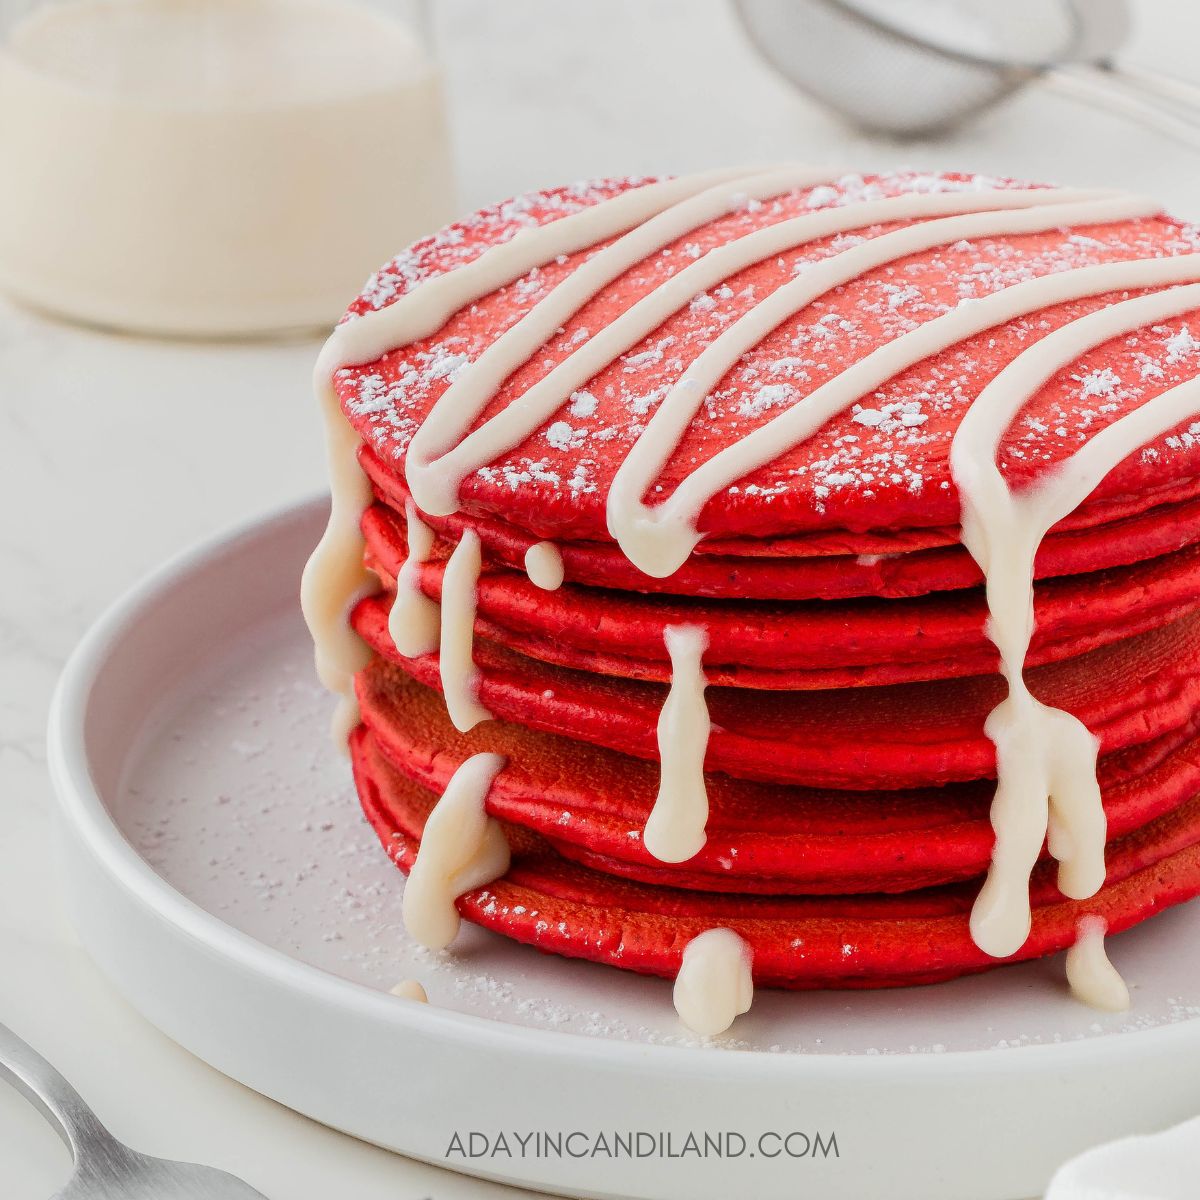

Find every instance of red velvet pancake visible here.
[352,727,1200,988]
[362,446,1200,602]
[357,662,1200,895]
[354,598,1200,789]
[339,172,1200,555]
[362,502,1200,688]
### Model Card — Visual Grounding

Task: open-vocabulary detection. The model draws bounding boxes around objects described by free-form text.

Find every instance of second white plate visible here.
[48,498,1200,1200]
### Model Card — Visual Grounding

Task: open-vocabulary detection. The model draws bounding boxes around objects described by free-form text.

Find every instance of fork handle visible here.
[0,1019,121,1161]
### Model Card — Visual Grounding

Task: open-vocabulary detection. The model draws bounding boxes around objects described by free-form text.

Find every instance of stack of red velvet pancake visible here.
[332,171,1200,989]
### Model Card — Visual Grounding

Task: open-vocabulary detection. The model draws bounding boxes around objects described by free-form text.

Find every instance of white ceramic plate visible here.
[47,498,1200,1200]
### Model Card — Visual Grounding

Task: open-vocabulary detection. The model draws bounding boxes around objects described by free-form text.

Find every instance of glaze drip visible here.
[389,979,429,1003]
[438,528,491,732]
[402,752,509,950]
[388,498,441,657]
[524,540,564,591]
[644,624,711,864]
[951,281,1200,956]
[299,378,375,744]
[1066,916,1130,1012]
[673,928,754,1036]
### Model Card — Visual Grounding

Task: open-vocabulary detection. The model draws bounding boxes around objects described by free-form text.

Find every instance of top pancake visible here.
[335,171,1200,555]
[359,445,1200,600]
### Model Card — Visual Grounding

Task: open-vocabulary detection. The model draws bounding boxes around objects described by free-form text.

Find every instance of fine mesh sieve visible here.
[733,0,1200,146]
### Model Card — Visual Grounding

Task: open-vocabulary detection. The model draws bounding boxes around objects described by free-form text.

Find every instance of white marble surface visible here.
[2,1,1200,1196]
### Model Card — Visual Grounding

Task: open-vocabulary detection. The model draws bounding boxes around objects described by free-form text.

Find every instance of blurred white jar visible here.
[0,0,456,337]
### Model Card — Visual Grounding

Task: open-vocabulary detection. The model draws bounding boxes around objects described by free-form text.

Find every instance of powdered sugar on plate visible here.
[113,603,1200,1055]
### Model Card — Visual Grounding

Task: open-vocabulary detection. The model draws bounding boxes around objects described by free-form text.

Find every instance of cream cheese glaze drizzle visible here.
[952,281,1200,956]
[643,625,712,863]
[300,378,375,744]
[605,193,1161,576]
[301,166,760,727]
[404,165,841,516]
[401,751,509,950]
[303,165,1200,1022]
[404,185,1143,526]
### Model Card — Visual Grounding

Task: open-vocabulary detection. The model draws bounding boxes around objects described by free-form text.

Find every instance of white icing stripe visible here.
[643,625,711,863]
[951,282,1200,958]
[1066,916,1130,1012]
[321,168,757,379]
[388,498,442,657]
[524,540,564,591]
[606,191,1162,577]
[673,928,754,1036]
[406,165,842,515]
[438,528,491,732]
[402,752,509,950]
[406,185,1122,520]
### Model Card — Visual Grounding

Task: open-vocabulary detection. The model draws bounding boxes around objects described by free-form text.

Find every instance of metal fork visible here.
[0,1020,269,1199]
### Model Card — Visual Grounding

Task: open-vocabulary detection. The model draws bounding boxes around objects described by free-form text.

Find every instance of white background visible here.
[3,1,1200,1196]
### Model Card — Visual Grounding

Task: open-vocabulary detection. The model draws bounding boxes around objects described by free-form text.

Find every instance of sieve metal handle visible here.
[1045,61,1200,152]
